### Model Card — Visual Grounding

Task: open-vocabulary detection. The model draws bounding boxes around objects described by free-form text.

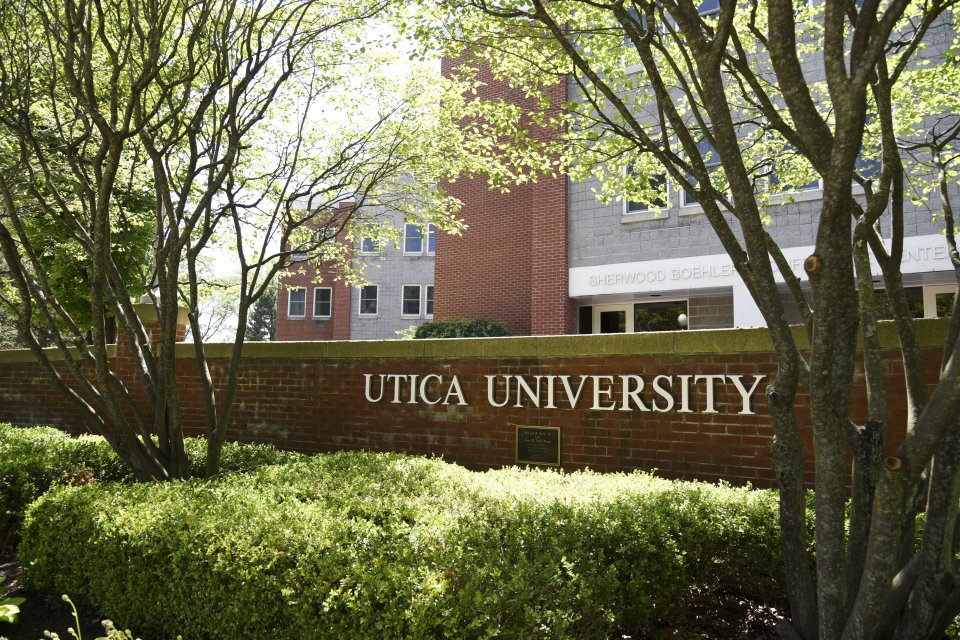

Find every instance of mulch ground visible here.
[2,552,783,640]
[1,555,105,640]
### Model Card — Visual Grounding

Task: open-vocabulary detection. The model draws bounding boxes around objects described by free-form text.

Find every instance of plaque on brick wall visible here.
[516,425,561,467]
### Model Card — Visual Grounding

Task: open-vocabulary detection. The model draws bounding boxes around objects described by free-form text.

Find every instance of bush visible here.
[0,424,302,552]
[20,452,784,640]
[413,319,514,339]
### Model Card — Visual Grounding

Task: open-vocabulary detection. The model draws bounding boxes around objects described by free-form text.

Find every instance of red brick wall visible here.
[275,279,351,341]
[0,322,945,489]
[437,54,573,336]
[275,206,353,341]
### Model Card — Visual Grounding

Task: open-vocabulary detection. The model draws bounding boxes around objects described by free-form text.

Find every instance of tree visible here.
[0,0,463,480]
[245,282,277,342]
[413,0,960,637]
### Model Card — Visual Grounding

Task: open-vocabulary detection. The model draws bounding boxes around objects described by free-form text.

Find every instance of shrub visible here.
[413,319,514,339]
[0,424,302,552]
[20,452,784,640]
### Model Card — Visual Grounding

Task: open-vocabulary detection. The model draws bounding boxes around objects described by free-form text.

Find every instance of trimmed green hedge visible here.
[414,319,514,338]
[20,452,784,639]
[0,424,302,552]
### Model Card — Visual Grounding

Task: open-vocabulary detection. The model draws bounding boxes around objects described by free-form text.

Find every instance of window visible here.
[360,236,379,254]
[404,224,424,254]
[402,285,422,317]
[426,224,436,254]
[625,170,668,214]
[682,138,720,207]
[856,113,881,182]
[600,310,626,333]
[359,285,378,316]
[855,152,880,182]
[873,287,924,320]
[934,291,955,318]
[770,165,820,193]
[289,251,308,263]
[316,226,338,244]
[287,288,306,318]
[922,285,957,319]
[698,0,720,16]
[590,300,688,334]
[578,306,593,334]
[634,300,689,331]
[313,288,332,318]
[768,141,819,193]
[425,285,435,317]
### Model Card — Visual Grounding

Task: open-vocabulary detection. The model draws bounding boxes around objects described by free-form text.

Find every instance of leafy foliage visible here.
[0,425,301,553]
[244,282,276,342]
[0,579,24,624]
[414,319,515,338]
[20,452,783,640]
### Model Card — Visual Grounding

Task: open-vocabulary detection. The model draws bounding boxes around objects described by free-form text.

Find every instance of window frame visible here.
[401,284,423,318]
[425,285,435,318]
[359,236,379,255]
[622,166,670,222]
[358,284,379,317]
[681,138,720,209]
[313,287,332,319]
[923,284,957,319]
[697,0,720,16]
[287,287,307,319]
[426,224,437,255]
[590,298,689,334]
[403,223,424,255]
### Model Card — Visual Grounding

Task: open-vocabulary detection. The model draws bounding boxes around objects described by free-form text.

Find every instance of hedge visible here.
[20,452,784,639]
[0,424,302,553]
[414,319,514,338]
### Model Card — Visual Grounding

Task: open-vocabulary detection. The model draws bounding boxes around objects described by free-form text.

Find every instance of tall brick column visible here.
[436,54,574,336]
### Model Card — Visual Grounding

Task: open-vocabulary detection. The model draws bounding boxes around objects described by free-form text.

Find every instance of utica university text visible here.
[363,373,766,415]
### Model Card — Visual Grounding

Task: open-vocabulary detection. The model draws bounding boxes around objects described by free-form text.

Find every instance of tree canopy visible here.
[0,0,469,479]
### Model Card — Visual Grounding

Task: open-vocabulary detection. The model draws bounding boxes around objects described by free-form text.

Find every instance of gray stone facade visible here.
[566,14,959,332]
[350,212,435,340]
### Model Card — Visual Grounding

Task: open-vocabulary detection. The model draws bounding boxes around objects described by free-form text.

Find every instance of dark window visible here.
[402,285,422,316]
[360,237,378,253]
[936,291,955,318]
[873,287,923,320]
[682,138,719,206]
[426,286,435,316]
[578,306,594,334]
[634,300,688,331]
[359,285,378,315]
[426,224,436,254]
[626,171,668,213]
[313,288,332,318]
[600,310,626,333]
[769,144,819,192]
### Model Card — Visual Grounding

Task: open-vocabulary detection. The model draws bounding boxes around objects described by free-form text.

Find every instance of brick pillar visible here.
[437,53,574,336]
[530,174,575,336]
[130,303,189,347]
[331,281,352,340]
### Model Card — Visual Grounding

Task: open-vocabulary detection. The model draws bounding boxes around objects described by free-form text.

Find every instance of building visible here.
[434,13,958,336]
[275,208,436,341]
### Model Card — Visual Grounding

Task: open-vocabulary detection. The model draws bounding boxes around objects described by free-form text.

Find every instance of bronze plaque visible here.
[516,425,561,467]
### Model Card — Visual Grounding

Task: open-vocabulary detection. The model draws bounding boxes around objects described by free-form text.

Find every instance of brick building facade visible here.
[434,18,958,337]
[275,208,436,341]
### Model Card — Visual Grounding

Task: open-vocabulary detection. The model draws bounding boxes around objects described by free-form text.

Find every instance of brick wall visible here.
[437,53,573,336]
[0,317,947,489]
[275,208,352,341]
